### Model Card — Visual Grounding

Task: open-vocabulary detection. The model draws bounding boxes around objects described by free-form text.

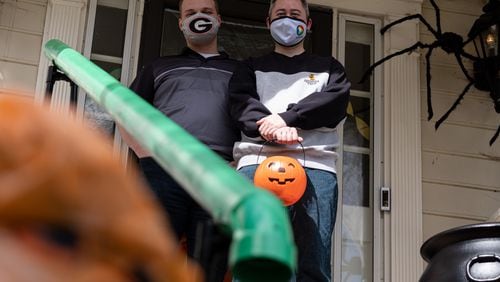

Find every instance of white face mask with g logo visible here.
[270,17,307,47]
[181,12,220,45]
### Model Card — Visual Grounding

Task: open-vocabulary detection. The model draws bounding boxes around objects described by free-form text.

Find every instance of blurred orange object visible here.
[0,96,203,282]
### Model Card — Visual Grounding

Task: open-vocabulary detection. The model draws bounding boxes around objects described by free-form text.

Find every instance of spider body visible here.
[439,32,464,54]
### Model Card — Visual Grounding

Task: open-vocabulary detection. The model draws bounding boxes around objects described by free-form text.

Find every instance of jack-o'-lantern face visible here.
[254,156,307,206]
[267,161,297,185]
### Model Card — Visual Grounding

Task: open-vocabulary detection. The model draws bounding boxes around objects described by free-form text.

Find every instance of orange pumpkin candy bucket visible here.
[253,144,307,206]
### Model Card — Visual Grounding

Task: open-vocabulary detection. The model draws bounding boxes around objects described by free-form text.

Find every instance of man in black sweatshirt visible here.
[228,0,350,281]
[120,0,239,281]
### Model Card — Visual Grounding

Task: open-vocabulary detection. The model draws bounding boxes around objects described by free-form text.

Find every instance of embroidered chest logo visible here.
[304,73,319,85]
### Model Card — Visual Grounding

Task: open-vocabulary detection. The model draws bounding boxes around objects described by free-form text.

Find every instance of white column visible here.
[384,20,423,282]
[34,0,87,114]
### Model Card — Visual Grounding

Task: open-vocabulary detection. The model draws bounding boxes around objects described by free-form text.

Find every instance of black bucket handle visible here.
[466,254,500,282]
[256,140,306,167]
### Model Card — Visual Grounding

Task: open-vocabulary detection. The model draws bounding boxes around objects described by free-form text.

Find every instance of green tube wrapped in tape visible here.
[44,39,296,282]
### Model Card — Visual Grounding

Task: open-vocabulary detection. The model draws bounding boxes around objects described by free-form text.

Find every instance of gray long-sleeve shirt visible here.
[228,51,350,173]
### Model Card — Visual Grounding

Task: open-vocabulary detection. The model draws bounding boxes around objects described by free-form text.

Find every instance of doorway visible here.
[136,0,341,280]
[137,0,333,67]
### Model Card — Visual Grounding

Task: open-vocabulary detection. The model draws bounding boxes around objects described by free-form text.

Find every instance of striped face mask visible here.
[270,17,307,47]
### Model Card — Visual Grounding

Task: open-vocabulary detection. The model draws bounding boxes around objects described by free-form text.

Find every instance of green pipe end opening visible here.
[229,191,296,282]
[233,258,292,282]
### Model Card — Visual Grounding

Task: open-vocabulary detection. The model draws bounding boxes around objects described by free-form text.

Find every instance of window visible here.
[80,0,135,142]
[336,14,383,282]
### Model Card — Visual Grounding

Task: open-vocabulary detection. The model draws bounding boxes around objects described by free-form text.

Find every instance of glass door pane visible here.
[84,0,130,136]
[340,20,375,282]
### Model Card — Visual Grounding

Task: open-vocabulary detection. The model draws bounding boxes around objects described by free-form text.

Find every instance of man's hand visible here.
[272,127,303,145]
[257,114,287,140]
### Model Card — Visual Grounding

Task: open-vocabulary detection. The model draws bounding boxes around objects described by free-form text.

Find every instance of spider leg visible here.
[435,80,474,129]
[359,41,433,83]
[381,14,439,38]
[454,53,474,82]
[460,50,480,61]
[429,0,442,35]
[425,47,436,120]
[461,31,481,60]
[490,125,500,146]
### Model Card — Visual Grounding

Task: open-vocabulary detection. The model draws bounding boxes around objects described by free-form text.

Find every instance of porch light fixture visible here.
[468,0,500,114]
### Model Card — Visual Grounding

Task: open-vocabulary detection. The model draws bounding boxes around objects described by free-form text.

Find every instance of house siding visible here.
[420,0,500,241]
[0,0,47,97]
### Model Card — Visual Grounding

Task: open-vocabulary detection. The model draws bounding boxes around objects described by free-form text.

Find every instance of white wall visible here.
[0,0,47,98]
[420,0,500,241]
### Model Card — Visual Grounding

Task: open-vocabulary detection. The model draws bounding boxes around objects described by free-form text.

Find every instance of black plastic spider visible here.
[360,0,500,145]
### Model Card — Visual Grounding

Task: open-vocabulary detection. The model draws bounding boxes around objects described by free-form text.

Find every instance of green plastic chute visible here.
[43,39,296,282]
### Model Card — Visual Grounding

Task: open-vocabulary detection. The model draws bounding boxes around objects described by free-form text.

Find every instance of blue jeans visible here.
[239,165,338,282]
[139,157,228,282]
